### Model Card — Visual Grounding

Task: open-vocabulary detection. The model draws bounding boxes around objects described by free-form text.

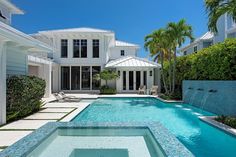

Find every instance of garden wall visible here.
[183,80,236,116]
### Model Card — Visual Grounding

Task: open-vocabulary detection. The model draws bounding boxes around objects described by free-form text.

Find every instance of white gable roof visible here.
[115,40,139,47]
[39,27,113,34]
[105,56,161,68]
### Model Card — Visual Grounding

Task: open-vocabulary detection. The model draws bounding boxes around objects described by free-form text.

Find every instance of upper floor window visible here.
[184,51,187,56]
[61,39,68,58]
[93,39,99,58]
[0,10,6,19]
[121,50,125,56]
[81,39,87,58]
[73,40,80,58]
[194,46,198,53]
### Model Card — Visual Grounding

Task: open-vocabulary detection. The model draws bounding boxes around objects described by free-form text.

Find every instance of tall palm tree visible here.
[144,29,171,94]
[167,19,194,93]
[205,0,236,33]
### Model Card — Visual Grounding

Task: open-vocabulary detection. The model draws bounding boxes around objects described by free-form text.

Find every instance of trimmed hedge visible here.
[163,38,236,99]
[215,116,236,129]
[6,75,46,122]
[100,85,116,94]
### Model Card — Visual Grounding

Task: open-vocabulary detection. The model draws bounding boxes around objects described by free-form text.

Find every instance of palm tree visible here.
[205,0,236,33]
[166,19,194,93]
[144,29,171,94]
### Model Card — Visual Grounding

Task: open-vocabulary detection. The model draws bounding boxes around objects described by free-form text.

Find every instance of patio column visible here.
[0,41,6,125]
[43,63,52,97]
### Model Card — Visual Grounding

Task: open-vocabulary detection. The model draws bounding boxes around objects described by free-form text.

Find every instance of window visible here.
[136,71,141,90]
[61,66,70,90]
[81,40,87,58]
[194,46,198,53]
[61,39,68,58]
[82,66,90,90]
[92,66,101,90]
[121,50,125,56]
[71,66,80,90]
[184,51,187,56]
[93,40,99,58]
[73,40,80,58]
[129,71,134,90]
[143,71,147,86]
[150,71,153,76]
[0,10,6,19]
[123,71,126,90]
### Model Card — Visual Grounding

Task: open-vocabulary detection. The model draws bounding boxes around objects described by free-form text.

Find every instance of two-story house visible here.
[32,28,161,94]
[180,13,236,55]
[0,0,53,125]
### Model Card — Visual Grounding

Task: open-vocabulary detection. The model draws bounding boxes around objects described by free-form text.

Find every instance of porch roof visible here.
[105,56,161,68]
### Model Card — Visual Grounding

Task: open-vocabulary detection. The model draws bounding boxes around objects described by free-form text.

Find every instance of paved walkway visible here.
[0,93,157,151]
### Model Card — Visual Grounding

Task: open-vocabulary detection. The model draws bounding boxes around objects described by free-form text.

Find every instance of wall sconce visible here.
[149,71,152,76]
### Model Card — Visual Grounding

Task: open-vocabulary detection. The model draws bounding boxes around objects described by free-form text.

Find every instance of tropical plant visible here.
[144,19,193,95]
[205,0,236,33]
[166,19,194,93]
[94,69,119,86]
[144,29,171,94]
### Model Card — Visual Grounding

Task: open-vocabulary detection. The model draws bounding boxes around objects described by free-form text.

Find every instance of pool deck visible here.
[0,94,181,151]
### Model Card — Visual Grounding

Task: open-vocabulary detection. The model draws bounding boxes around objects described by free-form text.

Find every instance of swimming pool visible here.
[73,97,236,157]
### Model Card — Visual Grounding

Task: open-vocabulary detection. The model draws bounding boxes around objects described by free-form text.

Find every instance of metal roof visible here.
[115,40,139,47]
[105,56,161,68]
[39,27,113,34]
[0,0,24,14]
[180,32,214,51]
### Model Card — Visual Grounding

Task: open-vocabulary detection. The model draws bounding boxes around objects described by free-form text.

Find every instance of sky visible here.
[12,0,209,58]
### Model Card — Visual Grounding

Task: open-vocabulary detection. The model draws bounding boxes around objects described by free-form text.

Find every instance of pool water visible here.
[73,97,236,157]
[27,128,165,157]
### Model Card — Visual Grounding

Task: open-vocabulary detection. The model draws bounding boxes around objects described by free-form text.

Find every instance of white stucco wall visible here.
[109,47,137,60]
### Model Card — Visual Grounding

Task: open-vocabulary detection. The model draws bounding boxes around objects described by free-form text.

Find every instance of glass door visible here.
[129,71,134,90]
[136,71,141,90]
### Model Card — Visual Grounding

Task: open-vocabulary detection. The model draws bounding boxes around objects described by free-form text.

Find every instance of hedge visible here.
[163,38,236,99]
[6,75,46,122]
[100,85,116,94]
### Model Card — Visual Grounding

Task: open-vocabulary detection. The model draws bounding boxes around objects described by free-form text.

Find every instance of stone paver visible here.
[39,108,74,113]
[43,102,81,108]
[0,120,56,130]
[24,112,67,120]
[0,131,32,146]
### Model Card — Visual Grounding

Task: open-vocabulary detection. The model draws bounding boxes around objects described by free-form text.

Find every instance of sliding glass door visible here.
[71,66,80,90]
[129,71,134,90]
[92,66,101,90]
[61,66,70,90]
[82,66,90,90]
[136,71,141,90]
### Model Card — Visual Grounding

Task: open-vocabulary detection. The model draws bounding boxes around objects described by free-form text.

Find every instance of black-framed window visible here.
[61,39,68,58]
[123,71,126,90]
[81,39,87,58]
[143,71,147,86]
[92,66,101,90]
[194,46,198,53]
[82,66,90,89]
[93,40,99,58]
[71,66,80,90]
[61,66,70,90]
[150,71,153,76]
[73,40,80,58]
[121,50,125,56]
[184,51,187,56]
[136,71,141,90]
[129,71,134,90]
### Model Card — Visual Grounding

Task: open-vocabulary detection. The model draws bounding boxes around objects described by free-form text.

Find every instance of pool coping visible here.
[199,116,236,137]
[0,122,194,157]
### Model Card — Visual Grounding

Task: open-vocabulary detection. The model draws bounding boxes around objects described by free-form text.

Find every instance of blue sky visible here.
[12,0,209,58]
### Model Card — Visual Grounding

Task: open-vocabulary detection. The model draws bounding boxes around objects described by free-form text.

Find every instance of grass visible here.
[215,116,236,129]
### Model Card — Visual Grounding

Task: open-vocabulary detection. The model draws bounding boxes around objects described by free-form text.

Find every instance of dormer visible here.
[0,0,23,25]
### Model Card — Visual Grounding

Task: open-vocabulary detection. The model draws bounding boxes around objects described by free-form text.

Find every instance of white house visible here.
[32,28,161,94]
[0,0,53,125]
[180,14,236,55]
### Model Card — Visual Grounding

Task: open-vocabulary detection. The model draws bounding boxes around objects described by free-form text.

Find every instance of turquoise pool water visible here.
[73,97,236,157]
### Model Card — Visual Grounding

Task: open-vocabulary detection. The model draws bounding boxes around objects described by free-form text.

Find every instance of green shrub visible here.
[215,116,236,129]
[6,75,46,122]
[100,85,116,94]
[163,38,236,99]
